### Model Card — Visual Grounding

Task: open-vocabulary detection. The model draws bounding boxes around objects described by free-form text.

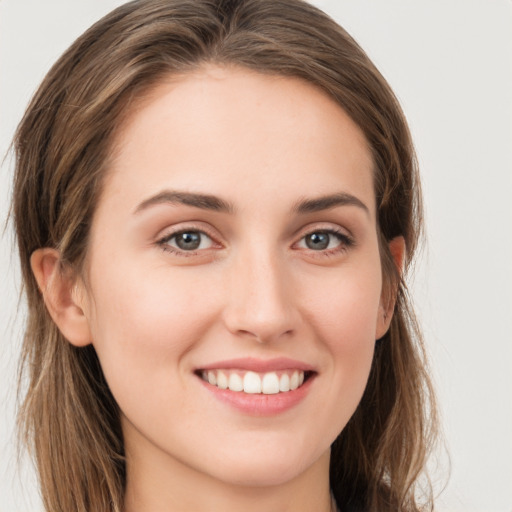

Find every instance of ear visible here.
[375,236,406,340]
[30,248,92,347]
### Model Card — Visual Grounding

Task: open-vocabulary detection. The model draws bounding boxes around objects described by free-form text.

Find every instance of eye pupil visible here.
[306,232,330,250]
[176,232,201,250]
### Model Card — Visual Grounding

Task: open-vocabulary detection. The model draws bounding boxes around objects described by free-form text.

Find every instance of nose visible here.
[222,246,300,344]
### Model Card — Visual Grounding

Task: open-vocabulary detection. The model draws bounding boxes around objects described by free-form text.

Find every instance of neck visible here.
[123,430,334,512]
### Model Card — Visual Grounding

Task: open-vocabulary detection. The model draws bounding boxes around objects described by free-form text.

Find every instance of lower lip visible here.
[197,375,315,416]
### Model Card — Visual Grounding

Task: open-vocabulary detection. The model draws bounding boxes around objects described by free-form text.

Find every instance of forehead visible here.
[102,65,375,217]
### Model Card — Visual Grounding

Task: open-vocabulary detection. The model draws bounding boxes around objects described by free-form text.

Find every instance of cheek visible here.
[299,260,382,417]
[84,261,220,403]
[303,259,383,348]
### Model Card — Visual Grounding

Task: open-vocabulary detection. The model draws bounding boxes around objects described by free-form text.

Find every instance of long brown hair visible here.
[12,1,438,510]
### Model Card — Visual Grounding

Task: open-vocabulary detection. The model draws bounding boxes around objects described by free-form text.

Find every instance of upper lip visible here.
[197,357,316,373]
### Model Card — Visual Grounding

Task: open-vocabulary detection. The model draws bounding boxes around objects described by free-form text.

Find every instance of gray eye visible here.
[304,232,331,250]
[174,232,202,250]
[167,231,213,251]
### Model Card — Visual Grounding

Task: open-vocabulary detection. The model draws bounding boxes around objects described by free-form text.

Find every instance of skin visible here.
[32,66,403,512]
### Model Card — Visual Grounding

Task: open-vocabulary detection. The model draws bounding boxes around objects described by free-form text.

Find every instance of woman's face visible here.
[79,66,391,488]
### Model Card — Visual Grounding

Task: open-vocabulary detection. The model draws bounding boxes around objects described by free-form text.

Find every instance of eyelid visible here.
[293,222,354,242]
[155,222,223,255]
[161,230,213,250]
[154,221,355,258]
[291,223,355,255]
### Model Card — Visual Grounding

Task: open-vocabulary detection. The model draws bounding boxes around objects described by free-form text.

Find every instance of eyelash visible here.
[295,228,354,258]
[156,227,354,258]
[156,227,218,257]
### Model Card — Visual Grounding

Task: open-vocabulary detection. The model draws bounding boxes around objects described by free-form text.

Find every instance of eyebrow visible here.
[293,192,369,215]
[134,190,234,214]
[133,189,369,216]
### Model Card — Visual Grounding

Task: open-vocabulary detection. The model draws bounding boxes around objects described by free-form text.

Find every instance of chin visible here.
[217,463,306,488]
[202,442,328,488]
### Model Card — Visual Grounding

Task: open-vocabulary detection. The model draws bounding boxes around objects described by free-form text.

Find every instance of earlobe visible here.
[30,248,92,347]
[375,236,406,340]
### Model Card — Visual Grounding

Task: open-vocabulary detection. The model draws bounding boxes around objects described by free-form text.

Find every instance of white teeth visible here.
[207,371,217,386]
[228,373,243,392]
[290,371,299,391]
[262,372,280,394]
[243,371,261,394]
[201,369,307,393]
[217,371,228,389]
[279,373,290,392]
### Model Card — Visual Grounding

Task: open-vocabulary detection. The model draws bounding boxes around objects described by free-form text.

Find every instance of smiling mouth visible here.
[197,369,314,395]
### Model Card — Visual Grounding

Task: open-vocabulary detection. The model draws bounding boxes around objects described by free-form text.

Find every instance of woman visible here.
[12,0,437,510]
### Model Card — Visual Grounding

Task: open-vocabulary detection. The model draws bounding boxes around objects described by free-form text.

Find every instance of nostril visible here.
[222,270,300,343]
[233,327,297,345]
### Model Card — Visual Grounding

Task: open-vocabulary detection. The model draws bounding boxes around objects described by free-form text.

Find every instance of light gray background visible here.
[1,1,511,511]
